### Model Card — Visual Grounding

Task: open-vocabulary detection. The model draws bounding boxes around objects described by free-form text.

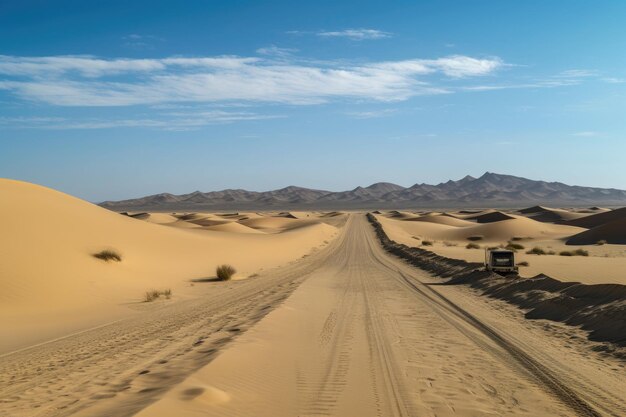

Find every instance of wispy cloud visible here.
[0,54,503,106]
[122,34,164,50]
[572,131,599,137]
[0,111,282,131]
[345,109,397,119]
[316,29,392,40]
[602,77,625,84]
[256,46,298,57]
[461,68,602,92]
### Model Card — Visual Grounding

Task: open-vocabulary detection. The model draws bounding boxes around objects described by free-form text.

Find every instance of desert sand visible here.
[376,208,626,285]
[1,180,624,417]
[0,179,338,353]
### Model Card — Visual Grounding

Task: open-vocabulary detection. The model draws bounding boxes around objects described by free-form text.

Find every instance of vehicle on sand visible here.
[484,249,518,275]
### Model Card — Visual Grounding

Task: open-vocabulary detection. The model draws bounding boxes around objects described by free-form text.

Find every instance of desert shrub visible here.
[506,242,525,250]
[467,235,483,241]
[466,242,481,249]
[516,261,529,267]
[443,241,458,247]
[526,247,547,255]
[511,236,525,241]
[144,289,172,302]
[422,240,433,246]
[596,240,607,246]
[574,248,589,256]
[93,250,122,262]
[216,264,236,281]
[559,251,574,256]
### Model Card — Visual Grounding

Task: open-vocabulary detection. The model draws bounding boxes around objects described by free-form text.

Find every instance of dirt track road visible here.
[1,214,624,417]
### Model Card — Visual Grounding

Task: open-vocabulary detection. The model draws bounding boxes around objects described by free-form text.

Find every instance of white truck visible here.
[484,249,518,275]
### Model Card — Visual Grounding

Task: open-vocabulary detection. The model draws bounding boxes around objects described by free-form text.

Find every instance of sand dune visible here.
[473,211,517,223]
[203,222,265,234]
[239,216,318,231]
[385,210,419,219]
[517,206,589,223]
[0,179,338,352]
[379,213,583,243]
[567,217,626,245]
[518,205,552,214]
[446,216,582,241]
[448,208,497,220]
[564,206,626,228]
[128,212,179,224]
[403,213,475,227]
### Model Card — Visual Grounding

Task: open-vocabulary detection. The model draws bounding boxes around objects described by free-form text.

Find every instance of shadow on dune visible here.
[190,277,223,283]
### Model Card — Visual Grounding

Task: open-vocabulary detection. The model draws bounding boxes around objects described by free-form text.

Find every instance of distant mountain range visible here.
[99,172,626,211]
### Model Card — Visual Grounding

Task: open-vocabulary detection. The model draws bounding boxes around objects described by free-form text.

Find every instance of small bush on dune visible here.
[596,240,607,246]
[511,236,525,241]
[526,247,547,255]
[93,249,122,262]
[516,261,529,267]
[467,235,483,241]
[421,240,433,246]
[506,242,525,250]
[216,264,236,281]
[466,242,481,249]
[562,249,589,256]
[144,289,172,302]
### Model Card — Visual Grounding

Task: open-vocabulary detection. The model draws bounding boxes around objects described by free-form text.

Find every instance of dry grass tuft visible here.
[467,235,483,241]
[216,264,236,281]
[466,242,481,249]
[93,249,122,262]
[596,240,607,246]
[506,242,525,250]
[560,249,589,257]
[516,261,530,267]
[144,289,172,302]
[526,247,547,255]
[421,240,433,246]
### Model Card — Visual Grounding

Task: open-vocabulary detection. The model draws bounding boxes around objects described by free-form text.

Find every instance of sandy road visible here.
[1,214,624,417]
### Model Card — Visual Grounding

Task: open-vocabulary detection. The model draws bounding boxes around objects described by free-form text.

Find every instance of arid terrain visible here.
[1,179,625,417]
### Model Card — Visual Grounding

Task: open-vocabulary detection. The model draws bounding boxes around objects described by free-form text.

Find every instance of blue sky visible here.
[1,0,625,201]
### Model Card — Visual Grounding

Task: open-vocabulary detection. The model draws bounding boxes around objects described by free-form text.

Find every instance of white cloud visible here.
[122,34,164,50]
[345,109,397,119]
[602,77,625,84]
[256,46,298,57]
[572,131,599,137]
[0,54,503,106]
[316,29,392,40]
[0,111,281,130]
